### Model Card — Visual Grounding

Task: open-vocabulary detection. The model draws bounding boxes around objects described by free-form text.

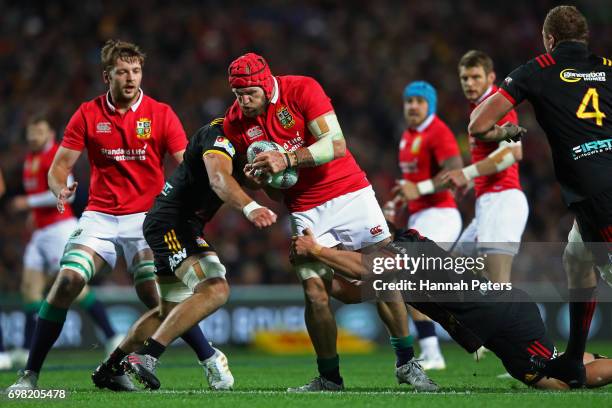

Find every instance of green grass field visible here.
[1,342,611,407]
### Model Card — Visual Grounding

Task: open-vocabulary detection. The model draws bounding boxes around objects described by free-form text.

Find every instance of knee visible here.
[52,270,86,300]
[136,282,160,309]
[303,279,330,308]
[195,278,230,306]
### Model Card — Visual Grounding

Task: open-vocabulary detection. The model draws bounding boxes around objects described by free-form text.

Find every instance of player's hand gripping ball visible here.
[247,141,298,189]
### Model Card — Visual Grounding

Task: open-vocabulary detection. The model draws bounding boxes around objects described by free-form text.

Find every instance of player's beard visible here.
[111,83,140,107]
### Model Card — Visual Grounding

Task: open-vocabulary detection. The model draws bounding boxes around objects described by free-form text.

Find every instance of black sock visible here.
[317,355,342,385]
[107,347,128,370]
[24,311,37,349]
[25,317,65,373]
[566,287,597,360]
[23,301,42,350]
[181,325,215,361]
[137,337,166,359]
[414,320,437,339]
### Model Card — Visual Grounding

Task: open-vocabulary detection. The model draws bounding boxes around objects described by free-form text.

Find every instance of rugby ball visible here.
[246,141,298,189]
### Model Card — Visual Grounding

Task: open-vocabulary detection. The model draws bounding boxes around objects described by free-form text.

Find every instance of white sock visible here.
[419,336,441,358]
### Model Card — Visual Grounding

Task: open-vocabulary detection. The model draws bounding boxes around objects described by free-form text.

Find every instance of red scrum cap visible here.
[228,53,274,99]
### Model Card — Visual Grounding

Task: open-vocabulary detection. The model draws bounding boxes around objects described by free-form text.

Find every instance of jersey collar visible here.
[553,41,589,57]
[105,88,144,113]
[476,85,494,105]
[269,77,280,104]
[412,114,435,133]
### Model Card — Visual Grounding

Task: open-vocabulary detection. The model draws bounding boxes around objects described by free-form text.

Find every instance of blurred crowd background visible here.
[1,0,611,291]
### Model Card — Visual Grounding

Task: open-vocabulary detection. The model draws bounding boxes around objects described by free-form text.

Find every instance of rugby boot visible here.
[92,362,137,391]
[396,358,439,391]
[7,370,38,391]
[199,347,234,390]
[122,353,160,390]
[287,376,344,392]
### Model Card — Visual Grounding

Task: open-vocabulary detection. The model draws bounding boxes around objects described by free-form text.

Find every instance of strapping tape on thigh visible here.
[156,280,192,303]
[60,249,96,281]
[182,255,226,291]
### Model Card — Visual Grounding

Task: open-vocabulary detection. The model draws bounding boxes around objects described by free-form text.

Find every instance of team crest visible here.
[411,135,422,154]
[69,228,83,240]
[136,118,152,140]
[276,105,295,129]
[196,236,210,248]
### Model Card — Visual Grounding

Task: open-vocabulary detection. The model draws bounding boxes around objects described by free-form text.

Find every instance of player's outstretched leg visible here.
[376,302,439,391]
[288,274,344,392]
[8,245,103,390]
[132,259,220,370]
[123,270,232,390]
[8,271,86,390]
[92,307,167,392]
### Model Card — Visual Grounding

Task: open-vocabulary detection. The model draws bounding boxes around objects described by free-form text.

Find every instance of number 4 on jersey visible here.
[576,88,606,126]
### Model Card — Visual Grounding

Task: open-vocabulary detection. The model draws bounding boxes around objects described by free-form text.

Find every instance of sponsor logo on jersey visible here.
[169,248,187,271]
[276,105,295,129]
[213,136,236,157]
[161,182,173,197]
[196,236,209,248]
[282,134,304,152]
[572,138,612,159]
[96,122,112,133]
[136,118,152,139]
[399,160,418,174]
[247,126,264,140]
[411,135,422,154]
[369,225,383,237]
[560,69,606,83]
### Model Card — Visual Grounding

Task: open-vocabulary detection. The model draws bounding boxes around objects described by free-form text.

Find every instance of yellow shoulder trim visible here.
[203,150,232,161]
[210,118,225,126]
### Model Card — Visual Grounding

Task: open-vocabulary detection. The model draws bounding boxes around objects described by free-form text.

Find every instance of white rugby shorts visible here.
[456,189,529,256]
[408,207,462,251]
[66,210,149,269]
[24,218,78,273]
[290,186,390,280]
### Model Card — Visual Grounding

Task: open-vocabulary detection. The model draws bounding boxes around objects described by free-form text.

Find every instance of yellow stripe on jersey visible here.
[210,117,224,126]
[170,229,182,250]
[164,233,174,252]
[602,57,612,66]
[203,149,232,161]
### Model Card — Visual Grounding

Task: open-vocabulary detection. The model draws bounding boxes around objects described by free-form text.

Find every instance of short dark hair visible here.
[101,39,146,73]
[543,5,589,44]
[458,50,494,74]
[26,112,50,127]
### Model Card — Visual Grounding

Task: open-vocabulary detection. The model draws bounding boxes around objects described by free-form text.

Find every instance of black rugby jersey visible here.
[499,41,612,204]
[147,118,238,223]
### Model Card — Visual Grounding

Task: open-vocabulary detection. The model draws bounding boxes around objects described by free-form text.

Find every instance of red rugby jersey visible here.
[23,141,75,229]
[61,91,187,215]
[469,85,521,197]
[224,75,369,212]
[398,115,460,214]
